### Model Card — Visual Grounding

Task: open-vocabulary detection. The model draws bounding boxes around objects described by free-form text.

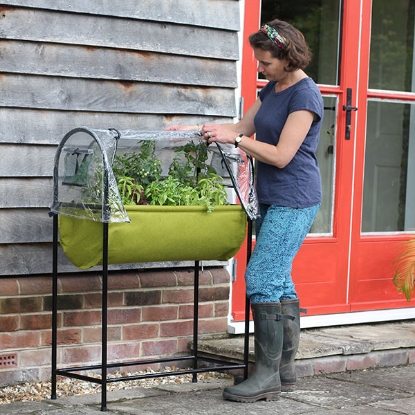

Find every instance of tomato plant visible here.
[112,140,228,211]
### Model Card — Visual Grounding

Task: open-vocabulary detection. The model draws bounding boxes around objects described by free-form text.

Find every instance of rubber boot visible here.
[279,298,301,392]
[223,303,283,403]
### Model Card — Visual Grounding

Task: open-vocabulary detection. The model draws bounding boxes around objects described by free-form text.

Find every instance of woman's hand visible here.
[201,123,237,145]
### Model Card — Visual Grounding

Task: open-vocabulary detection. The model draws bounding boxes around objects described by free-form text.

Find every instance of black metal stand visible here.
[51,214,252,411]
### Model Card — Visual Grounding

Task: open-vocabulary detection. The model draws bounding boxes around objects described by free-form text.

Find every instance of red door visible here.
[231,0,415,327]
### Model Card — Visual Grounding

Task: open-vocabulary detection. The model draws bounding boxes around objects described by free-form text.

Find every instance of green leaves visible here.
[393,238,415,301]
[144,174,227,212]
[117,176,144,206]
[112,141,162,187]
[168,140,216,187]
[113,140,228,211]
[195,174,228,212]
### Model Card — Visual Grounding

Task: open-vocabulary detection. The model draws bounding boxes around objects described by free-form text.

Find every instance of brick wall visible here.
[0,267,230,386]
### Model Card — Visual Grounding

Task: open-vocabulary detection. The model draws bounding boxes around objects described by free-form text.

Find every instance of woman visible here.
[167,18,323,403]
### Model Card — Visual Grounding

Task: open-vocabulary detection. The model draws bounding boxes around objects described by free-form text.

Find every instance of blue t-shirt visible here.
[254,78,323,208]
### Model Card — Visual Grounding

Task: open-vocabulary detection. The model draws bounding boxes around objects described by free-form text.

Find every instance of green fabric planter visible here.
[59,205,247,269]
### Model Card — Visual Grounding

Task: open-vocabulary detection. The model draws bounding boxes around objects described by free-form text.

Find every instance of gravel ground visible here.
[0,368,231,405]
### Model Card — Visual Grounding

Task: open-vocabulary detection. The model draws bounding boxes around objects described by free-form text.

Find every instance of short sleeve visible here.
[289,86,323,122]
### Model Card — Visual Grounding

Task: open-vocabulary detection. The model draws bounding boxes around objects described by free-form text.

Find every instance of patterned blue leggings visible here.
[245,203,320,303]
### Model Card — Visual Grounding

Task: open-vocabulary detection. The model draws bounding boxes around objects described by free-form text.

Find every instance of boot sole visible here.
[234,376,296,392]
[223,390,280,403]
[281,383,295,392]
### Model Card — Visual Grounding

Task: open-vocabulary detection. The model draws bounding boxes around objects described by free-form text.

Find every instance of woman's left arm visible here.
[205,110,315,169]
[263,110,315,168]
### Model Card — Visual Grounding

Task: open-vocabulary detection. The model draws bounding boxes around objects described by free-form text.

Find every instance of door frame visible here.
[228,0,415,333]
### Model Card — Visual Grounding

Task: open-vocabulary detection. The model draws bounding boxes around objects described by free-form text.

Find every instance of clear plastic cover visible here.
[50,127,259,222]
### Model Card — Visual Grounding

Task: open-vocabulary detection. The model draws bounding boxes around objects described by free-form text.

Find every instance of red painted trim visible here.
[360,234,415,242]
[301,237,339,244]
[368,90,415,102]
[319,85,342,94]
[240,1,261,115]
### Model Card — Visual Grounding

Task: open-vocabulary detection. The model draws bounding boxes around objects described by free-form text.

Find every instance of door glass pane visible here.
[260,0,341,85]
[310,96,337,234]
[369,0,415,91]
[362,101,415,232]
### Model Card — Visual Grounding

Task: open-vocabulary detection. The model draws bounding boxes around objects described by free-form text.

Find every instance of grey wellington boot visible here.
[222,302,283,403]
[279,298,301,392]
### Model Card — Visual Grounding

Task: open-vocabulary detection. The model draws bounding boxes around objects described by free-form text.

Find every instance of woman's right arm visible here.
[165,97,262,136]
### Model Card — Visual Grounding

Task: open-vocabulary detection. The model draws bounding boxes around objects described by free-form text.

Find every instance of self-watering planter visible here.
[59,204,247,268]
[49,127,258,411]
[50,127,259,267]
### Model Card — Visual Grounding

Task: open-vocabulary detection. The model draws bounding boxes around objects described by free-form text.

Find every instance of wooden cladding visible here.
[0,1,241,275]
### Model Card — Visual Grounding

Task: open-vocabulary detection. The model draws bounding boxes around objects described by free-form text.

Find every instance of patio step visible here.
[195,320,415,377]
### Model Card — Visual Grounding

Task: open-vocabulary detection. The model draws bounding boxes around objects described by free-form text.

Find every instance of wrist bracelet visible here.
[234,134,243,148]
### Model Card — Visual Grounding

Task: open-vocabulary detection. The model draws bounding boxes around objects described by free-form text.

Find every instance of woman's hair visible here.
[249,19,312,72]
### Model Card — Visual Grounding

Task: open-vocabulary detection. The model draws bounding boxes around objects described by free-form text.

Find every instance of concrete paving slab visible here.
[296,407,404,415]
[191,336,254,362]
[52,385,166,408]
[109,387,316,415]
[196,331,348,361]
[1,364,414,415]
[374,396,415,415]
[0,400,103,415]
[152,377,232,394]
[285,374,412,409]
[0,401,56,415]
[315,322,415,351]
[0,388,409,415]
[327,365,415,394]
[198,320,415,362]
[296,331,352,359]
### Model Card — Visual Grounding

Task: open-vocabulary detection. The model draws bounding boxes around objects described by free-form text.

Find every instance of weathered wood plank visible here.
[0,243,86,275]
[0,8,239,60]
[0,0,241,277]
[0,144,56,177]
[0,178,53,208]
[0,243,224,275]
[0,40,237,88]
[0,75,237,117]
[0,208,51,243]
[0,0,240,30]
[0,109,231,144]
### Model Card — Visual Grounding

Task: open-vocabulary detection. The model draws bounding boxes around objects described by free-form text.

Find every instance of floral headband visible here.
[260,24,288,50]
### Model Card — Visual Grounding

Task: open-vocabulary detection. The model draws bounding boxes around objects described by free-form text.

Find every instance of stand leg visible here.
[51,213,58,399]
[192,261,199,383]
[243,218,253,380]
[101,222,109,411]
[243,295,251,379]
